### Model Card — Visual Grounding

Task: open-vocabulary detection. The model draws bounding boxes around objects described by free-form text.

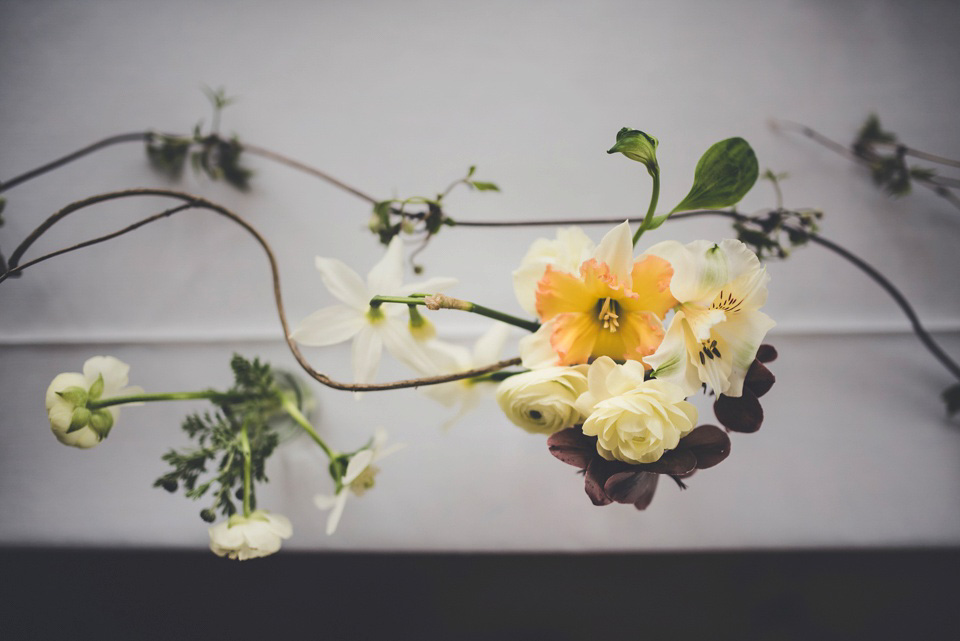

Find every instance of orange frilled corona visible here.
[534,255,676,366]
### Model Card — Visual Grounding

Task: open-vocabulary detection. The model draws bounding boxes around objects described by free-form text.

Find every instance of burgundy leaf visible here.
[744,360,775,398]
[714,389,763,433]
[547,428,596,469]
[584,458,614,506]
[635,448,697,475]
[677,424,731,469]
[756,343,778,363]
[604,471,659,510]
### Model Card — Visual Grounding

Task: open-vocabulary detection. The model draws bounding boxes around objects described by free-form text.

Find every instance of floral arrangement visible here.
[3,95,957,560]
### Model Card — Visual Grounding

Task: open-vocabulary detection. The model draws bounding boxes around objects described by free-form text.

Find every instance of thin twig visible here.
[2,188,520,391]
[773,119,960,212]
[0,132,149,194]
[872,142,960,170]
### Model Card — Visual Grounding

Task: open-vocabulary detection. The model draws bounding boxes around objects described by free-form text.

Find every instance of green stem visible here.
[239,420,252,518]
[281,396,336,461]
[469,369,526,383]
[632,168,660,247]
[370,295,540,333]
[87,390,245,410]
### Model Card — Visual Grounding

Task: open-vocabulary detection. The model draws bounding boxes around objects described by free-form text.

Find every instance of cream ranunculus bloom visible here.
[496,366,589,435]
[642,238,776,398]
[208,510,293,560]
[45,356,143,449]
[576,356,697,464]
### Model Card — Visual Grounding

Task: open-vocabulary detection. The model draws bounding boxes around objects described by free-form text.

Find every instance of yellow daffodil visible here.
[519,221,676,368]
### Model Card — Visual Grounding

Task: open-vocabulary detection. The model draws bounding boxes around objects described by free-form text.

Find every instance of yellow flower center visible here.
[597,297,621,332]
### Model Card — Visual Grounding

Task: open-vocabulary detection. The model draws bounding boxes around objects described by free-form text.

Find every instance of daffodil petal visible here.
[519,320,560,369]
[366,236,404,295]
[343,450,374,485]
[594,221,635,289]
[379,319,437,374]
[472,322,511,364]
[325,492,349,535]
[290,305,365,346]
[314,256,370,310]
[352,325,383,384]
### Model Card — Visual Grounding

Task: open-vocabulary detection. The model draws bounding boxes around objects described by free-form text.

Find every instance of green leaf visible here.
[468,180,500,192]
[466,165,476,178]
[671,137,759,213]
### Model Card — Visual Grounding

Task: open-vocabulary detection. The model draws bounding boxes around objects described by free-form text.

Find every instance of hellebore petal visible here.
[714,388,763,433]
[547,427,596,469]
[604,471,660,510]
[676,424,731,469]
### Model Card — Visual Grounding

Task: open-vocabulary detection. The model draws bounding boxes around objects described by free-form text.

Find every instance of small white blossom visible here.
[291,236,456,385]
[314,428,403,535]
[208,510,293,561]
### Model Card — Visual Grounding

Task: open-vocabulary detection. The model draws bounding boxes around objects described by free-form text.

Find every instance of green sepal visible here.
[88,374,105,401]
[57,386,88,408]
[67,407,92,433]
[943,384,960,418]
[89,410,114,438]
[671,137,758,213]
[607,128,660,176]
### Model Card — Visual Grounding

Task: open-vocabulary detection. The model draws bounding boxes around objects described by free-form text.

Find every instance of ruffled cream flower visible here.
[576,356,697,464]
[208,510,293,561]
[45,356,143,449]
[496,365,589,435]
[314,428,403,535]
[291,236,456,384]
[642,238,775,397]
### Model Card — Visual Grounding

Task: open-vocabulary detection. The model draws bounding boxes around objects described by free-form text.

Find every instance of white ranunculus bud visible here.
[496,366,588,435]
[208,511,293,561]
[44,356,143,449]
[576,356,697,464]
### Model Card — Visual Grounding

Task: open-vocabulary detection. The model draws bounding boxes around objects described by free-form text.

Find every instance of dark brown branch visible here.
[241,143,378,204]
[2,188,520,391]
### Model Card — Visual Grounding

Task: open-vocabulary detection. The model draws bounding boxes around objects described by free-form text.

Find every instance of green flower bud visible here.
[89,410,114,438]
[200,508,216,523]
[67,407,92,433]
[608,128,660,176]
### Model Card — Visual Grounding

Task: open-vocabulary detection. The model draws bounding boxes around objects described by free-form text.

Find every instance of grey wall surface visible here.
[1,0,958,551]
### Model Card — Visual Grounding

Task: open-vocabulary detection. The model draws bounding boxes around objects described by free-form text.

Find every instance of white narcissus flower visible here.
[291,236,457,385]
[314,428,403,535]
[576,356,697,464]
[208,510,293,561]
[45,356,143,449]
[496,366,588,435]
[642,239,776,397]
[512,227,596,317]
[417,322,512,429]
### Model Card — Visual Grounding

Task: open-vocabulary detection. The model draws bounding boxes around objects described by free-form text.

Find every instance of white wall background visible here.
[1,0,958,551]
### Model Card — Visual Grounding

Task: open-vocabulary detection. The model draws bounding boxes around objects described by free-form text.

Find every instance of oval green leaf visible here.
[671,137,759,213]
